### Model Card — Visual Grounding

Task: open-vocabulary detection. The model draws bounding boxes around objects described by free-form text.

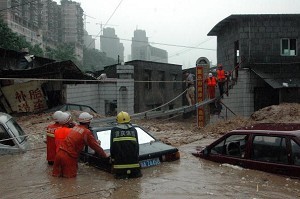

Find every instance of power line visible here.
[0,77,188,83]
[87,0,124,48]
[91,35,216,51]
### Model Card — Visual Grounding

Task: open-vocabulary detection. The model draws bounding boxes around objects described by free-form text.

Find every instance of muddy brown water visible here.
[1,139,300,199]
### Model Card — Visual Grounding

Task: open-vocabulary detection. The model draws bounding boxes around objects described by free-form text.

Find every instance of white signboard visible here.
[2,81,48,113]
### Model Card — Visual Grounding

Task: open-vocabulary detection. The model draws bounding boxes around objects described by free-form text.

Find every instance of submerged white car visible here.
[80,124,180,172]
[0,112,28,154]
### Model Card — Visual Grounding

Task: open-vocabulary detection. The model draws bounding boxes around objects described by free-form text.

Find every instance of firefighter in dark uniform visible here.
[110,111,142,179]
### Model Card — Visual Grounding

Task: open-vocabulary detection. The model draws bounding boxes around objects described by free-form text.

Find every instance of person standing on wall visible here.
[52,112,108,178]
[205,73,217,99]
[46,111,63,165]
[110,111,142,179]
[184,71,195,106]
[216,64,226,98]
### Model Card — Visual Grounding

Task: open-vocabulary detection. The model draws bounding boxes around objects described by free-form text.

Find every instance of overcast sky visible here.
[56,0,300,69]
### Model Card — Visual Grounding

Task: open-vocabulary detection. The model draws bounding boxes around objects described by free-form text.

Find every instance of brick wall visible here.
[65,82,117,115]
[65,64,135,116]
[221,68,254,118]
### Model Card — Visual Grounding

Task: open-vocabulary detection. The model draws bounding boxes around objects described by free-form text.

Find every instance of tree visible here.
[53,43,77,61]
[83,47,116,72]
[29,44,44,57]
[0,17,30,51]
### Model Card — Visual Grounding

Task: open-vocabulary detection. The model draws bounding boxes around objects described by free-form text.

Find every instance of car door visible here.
[208,133,249,166]
[243,135,293,177]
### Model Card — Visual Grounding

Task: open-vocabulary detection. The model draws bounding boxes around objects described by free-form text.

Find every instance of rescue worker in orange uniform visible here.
[110,111,142,179]
[54,112,72,152]
[46,111,63,165]
[205,73,217,99]
[52,112,108,178]
[216,64,226,98]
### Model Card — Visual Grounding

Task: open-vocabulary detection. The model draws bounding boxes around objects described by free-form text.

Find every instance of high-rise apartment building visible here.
[131,29,168,63]
[83,30,95,49]
[60,0,84,62]
[60,0,83,45]
[0,0,42,46]
[0,0,85,62]
[100,27,124,62]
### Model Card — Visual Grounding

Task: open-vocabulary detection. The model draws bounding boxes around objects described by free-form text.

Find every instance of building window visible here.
[158,71,165,89]
[172,74,179,90]
[144,70,152,90]
[281,38,297,56]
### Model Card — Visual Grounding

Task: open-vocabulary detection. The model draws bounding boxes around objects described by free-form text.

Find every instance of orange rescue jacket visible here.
[217,69,226,80]
[55,126,71,152]
[207,77,217,86]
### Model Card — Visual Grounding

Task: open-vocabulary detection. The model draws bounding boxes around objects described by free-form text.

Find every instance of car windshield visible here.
[6,119,26,143]
[96,127,155,150]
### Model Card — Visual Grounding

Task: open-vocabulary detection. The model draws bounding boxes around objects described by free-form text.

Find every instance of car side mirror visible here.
[203,148,209,156]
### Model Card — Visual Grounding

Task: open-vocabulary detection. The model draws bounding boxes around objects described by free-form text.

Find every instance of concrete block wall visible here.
[221,68,254,118]
[65,84,101,112]
[65,81,117,116]
[98,82,118,115]
[117,65,134,114]
[217,15,300,71]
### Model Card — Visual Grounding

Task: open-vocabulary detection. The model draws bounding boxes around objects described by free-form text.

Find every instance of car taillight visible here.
[162,151,180,161]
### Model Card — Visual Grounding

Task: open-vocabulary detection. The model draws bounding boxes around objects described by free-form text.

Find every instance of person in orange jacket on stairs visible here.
[205,73,217,99]
[216,64,227,98]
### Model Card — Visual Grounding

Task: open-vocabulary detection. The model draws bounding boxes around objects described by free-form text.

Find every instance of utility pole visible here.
[96,22,103,49]
[83,13,96,30]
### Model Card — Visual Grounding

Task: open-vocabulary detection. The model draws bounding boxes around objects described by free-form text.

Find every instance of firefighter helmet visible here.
[116,111,131,124]
[78,112,93,123]
[58,112,72,125]
[52,111,63,122]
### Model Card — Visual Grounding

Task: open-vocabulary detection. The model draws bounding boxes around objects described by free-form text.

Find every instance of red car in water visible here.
[193,123,300,178]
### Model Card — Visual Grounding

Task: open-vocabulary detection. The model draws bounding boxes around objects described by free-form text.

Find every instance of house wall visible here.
[127,60,182,113]
[65,64,135,116]
[217,15,300,71]
[216,21,240,71]
[116,65,134,114]
[221,68,254,118]
[65,83,117,115]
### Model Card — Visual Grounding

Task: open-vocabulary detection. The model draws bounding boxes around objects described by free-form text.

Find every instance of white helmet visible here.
[52,111,63,122]
[58,112,72,125]
[208,73,213,77]
[78,112,93,123]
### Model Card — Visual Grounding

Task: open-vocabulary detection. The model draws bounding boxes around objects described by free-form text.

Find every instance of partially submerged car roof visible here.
[0,112,13,123]
[0,112,28,154]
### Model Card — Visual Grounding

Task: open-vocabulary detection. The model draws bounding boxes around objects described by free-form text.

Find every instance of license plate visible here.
[139,157,161,168]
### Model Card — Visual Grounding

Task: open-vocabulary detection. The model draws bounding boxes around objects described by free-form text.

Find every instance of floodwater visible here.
[1,139,300,199]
